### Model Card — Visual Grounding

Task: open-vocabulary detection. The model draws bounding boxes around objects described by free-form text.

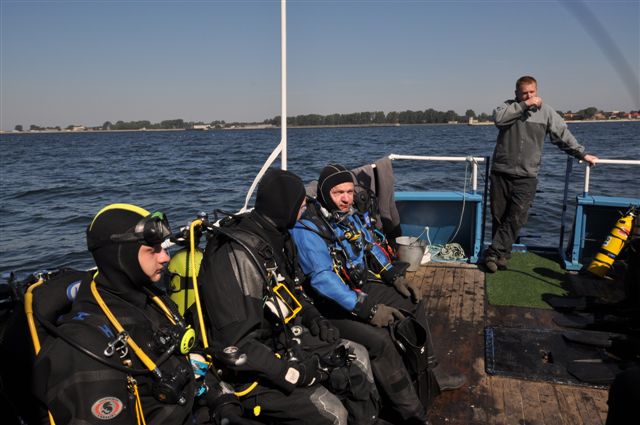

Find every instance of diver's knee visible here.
[309,385,348,425]
[340,339,374,382]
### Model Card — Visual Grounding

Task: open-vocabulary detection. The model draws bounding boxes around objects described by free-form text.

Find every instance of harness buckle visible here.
[104,332,129,358]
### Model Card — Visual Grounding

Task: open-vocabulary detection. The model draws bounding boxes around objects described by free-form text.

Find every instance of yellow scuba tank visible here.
[168,248,203,315]
[587,209,636,277]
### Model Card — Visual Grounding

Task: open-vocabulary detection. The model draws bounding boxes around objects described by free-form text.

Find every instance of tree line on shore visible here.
[12,106,628,132]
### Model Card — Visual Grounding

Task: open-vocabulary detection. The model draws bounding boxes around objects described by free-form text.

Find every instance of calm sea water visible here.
[1,122,639,277]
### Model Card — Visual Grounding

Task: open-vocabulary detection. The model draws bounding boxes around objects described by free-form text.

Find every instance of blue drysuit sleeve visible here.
[290,220,359,312]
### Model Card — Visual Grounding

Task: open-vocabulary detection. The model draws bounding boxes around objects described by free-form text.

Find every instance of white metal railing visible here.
[582,158,640,194]
[388,154,487,192]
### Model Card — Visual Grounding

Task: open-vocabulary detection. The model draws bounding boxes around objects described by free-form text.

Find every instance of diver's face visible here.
[516,82,537,102]
[330,182,355,212]
[296,198,307,221]
[138,244,170,282]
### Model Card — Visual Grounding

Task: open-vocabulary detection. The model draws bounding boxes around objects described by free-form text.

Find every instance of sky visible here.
[1,0,639,130]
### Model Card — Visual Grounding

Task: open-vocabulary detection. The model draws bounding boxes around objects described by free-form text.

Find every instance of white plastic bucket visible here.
[395,236,427,271]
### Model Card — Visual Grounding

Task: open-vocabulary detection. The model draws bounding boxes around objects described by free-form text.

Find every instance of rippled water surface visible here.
[1,122,639,276]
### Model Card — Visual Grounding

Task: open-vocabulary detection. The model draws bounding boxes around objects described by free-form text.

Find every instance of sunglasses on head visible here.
[111,211,172,246]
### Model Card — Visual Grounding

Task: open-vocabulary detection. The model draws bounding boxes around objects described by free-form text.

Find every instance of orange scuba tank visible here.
[587,208,637,277]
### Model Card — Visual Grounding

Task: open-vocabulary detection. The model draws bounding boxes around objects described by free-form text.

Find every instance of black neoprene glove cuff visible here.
[352,293,377,322]
[380,261,409,284]
[381,267,402,285]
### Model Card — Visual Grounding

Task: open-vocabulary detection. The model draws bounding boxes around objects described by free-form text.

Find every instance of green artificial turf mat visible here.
[485,251,569,309]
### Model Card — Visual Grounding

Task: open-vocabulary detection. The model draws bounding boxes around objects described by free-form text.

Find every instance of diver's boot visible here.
[371,349,428,424]
[484,257,498,273]
[432,364,466,391]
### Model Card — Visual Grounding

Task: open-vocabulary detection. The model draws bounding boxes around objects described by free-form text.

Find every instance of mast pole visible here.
[281,0,287,170]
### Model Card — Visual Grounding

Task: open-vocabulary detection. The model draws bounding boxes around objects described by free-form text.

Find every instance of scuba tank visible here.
[168,248,204,315]
[587,207,637,278]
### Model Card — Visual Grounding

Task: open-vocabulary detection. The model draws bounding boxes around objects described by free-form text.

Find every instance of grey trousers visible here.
[486,171,538,259]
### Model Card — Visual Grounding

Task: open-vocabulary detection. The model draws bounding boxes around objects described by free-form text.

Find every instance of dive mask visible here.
[111,211,172,246]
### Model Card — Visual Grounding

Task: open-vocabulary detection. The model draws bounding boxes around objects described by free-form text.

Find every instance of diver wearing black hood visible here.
[292,163,466,424]
[199,168,381,425]
[32,204,200,424]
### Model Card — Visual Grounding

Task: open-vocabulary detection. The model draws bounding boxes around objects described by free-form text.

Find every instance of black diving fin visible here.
[567,359,624,385]
[544,295,594,311]
[562,330,619,348]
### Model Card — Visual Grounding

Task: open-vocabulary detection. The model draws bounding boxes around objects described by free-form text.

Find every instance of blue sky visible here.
[1,0,638,130]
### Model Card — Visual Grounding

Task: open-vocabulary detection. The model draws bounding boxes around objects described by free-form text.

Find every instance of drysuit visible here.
[289,163,441,424]
[292,200,433,424]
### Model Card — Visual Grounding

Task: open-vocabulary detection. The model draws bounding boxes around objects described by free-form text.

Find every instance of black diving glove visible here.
[392,276,423,303]
[302,304,340,343]
[369,304,405,327]
[208,392,244,425]
[307,316,340,343]
[290,354,327,387]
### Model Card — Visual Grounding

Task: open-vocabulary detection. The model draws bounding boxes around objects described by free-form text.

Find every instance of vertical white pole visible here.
[584,163,591,195]
[281,0,287,170]
[472,160,478,193]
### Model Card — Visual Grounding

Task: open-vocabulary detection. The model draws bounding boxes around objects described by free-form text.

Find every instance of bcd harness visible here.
[202,218,307,401]
[298,203,394,291]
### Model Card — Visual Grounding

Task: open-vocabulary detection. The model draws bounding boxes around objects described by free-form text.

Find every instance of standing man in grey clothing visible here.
[484,75,598,272]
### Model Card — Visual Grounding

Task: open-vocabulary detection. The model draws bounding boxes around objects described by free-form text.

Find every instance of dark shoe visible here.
[433,365,466,391]
[496,256,508,270]
[484,258,498,273]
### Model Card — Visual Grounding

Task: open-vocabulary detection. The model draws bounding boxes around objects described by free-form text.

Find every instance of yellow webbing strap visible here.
[234,381,259,397]
[90,281,158,373]
[25,278,45,354]
[146,294,177,326]
[332,264,350,286]
[128,376,147,425]
[24,278,57,425]
[189,219,209,349]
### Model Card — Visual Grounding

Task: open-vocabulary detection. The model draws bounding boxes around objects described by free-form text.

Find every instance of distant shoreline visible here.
[1,119,637,135]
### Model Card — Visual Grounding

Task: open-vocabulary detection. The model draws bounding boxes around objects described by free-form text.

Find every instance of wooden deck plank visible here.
[537,383,566,425]
[572,388,606,425]
[503,377,524,424]
[519,380,546,425]
[487,376,507,425]
[556,386,585,425]
[458,268,474,323]
[448,267,465,325]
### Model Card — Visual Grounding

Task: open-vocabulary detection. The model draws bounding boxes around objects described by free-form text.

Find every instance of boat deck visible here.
[410,261,624,425]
